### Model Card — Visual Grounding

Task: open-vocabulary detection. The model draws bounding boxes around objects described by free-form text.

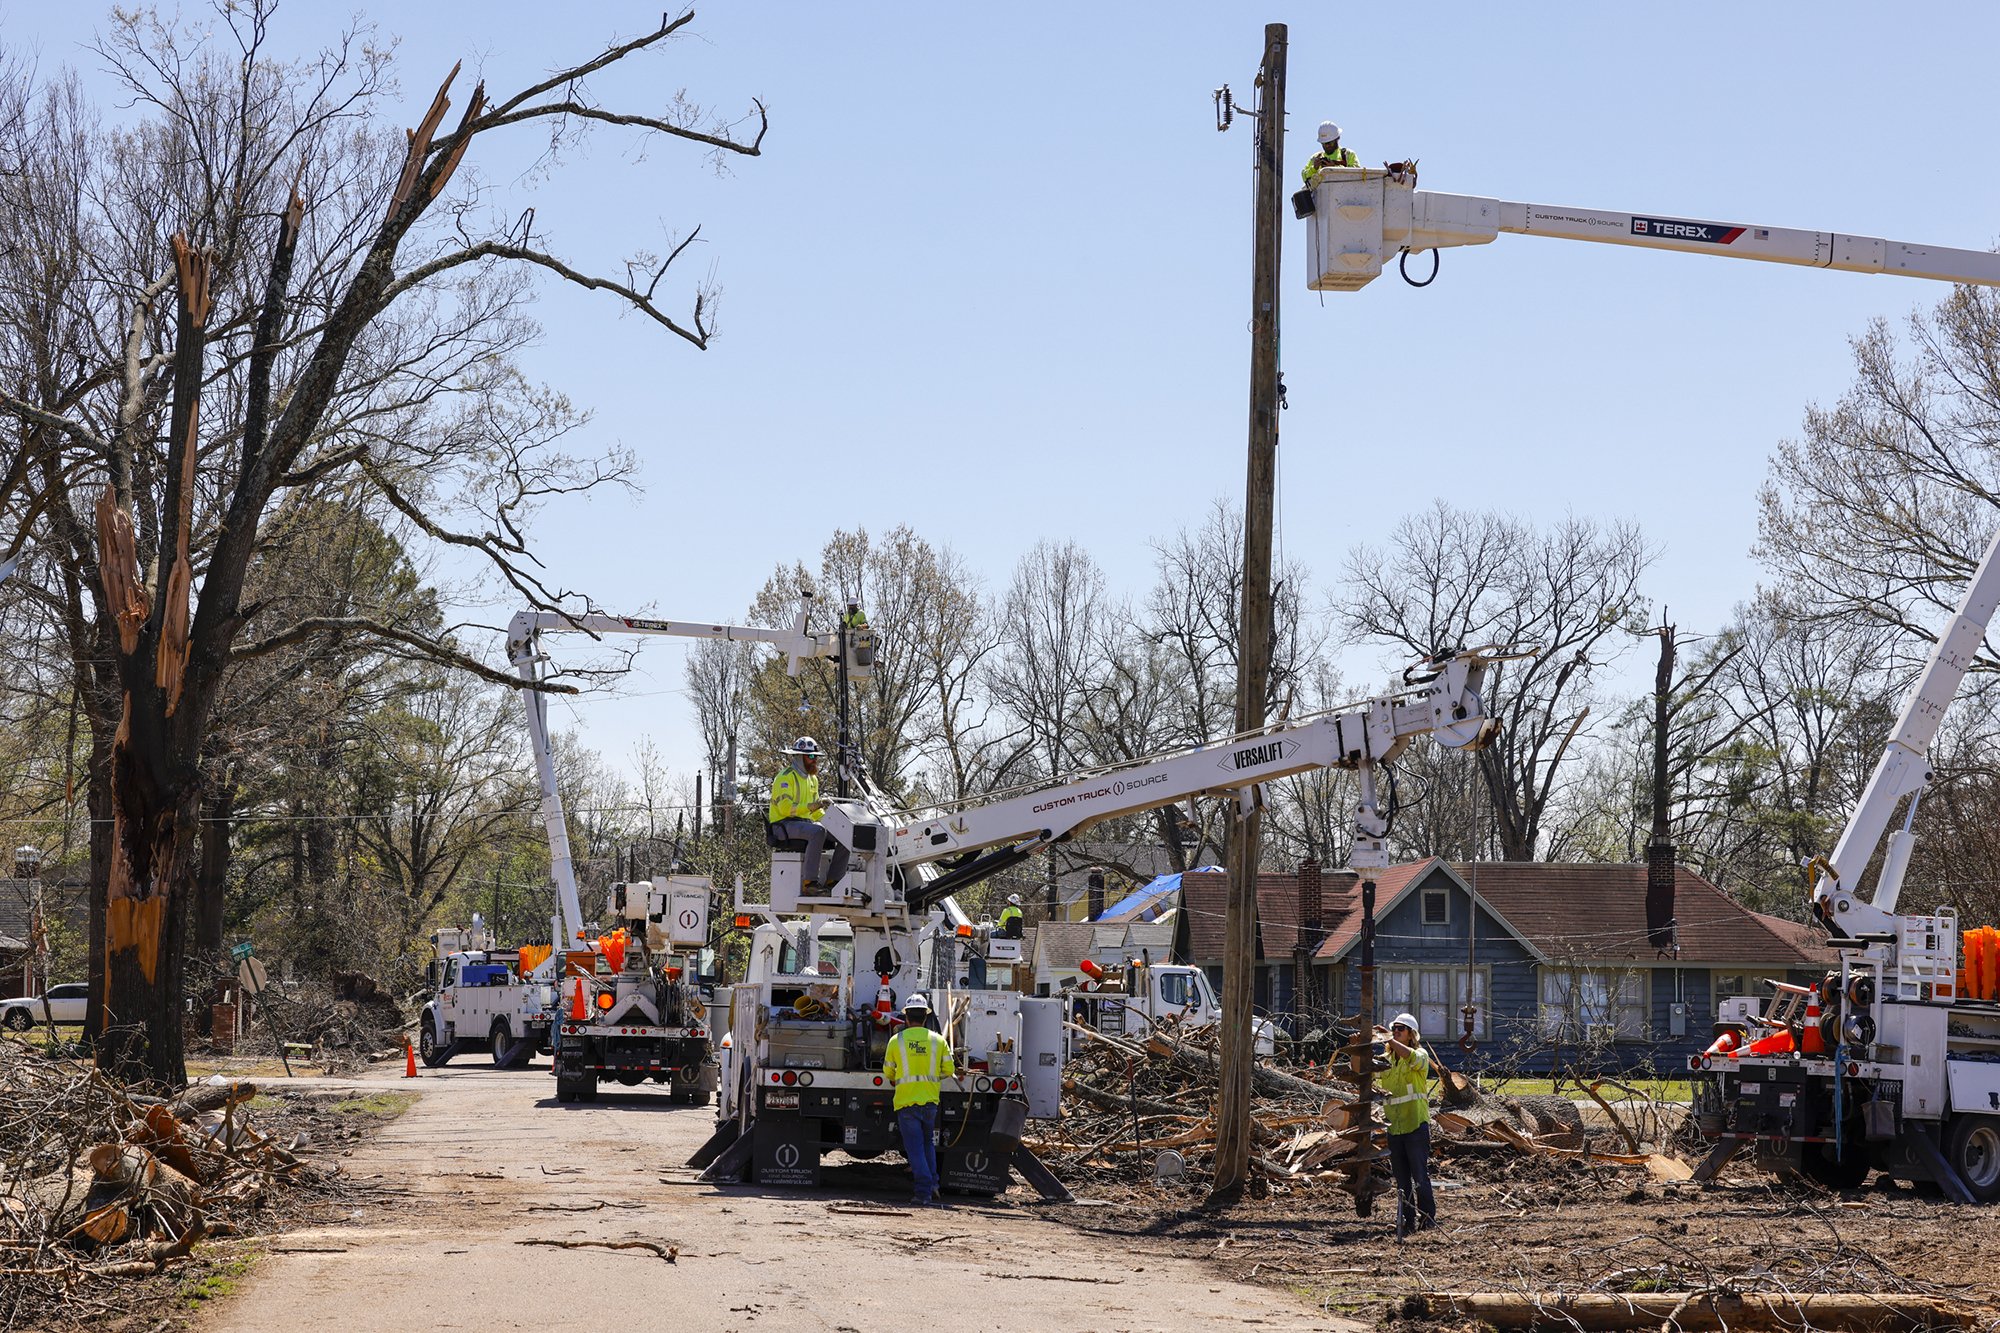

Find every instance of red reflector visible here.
[782,1070,797,1086]
[873,1076,883,1086]
[770,1072,782,1083]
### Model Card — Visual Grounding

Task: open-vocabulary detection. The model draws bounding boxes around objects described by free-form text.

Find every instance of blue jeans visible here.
[897,1104,939,1201]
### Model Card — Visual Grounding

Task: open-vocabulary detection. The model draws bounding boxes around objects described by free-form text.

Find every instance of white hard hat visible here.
[1007,894,1021,906]
[902,992,931,1015]
[1390,1013,1419,1034]
[785,736,821,756]
[1318,120,1342,144]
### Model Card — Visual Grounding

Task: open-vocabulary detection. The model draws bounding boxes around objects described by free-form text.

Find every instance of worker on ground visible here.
[997,893,1024,938]
[1376,1012,1436,1238]
[883,993,955,1207]
[1302,120,1359,185]
[767,737,850,889]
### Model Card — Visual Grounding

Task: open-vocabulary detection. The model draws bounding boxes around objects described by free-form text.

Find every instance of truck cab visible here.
[1070,959,1284,1056]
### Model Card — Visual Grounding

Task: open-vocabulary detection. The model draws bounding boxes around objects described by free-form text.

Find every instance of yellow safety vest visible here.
[883,1026,955,1110]
[1380,1046,1432,1135]
[997,905,1022,931]
[1301,147,1359,185]
[768,765,820,825]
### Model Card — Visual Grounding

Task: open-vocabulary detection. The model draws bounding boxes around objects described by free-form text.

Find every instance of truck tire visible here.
[490,1018,528,1069]
[420,1015,454,1068]
[2,1008,31,1032]
[1945,1115,2000,1203]
[580,1073,599,1103]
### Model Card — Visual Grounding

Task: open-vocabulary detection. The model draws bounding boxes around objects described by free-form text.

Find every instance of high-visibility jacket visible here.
[1301,146,1359,185]
[883,1025,955,1110]
[997,905,1023,934]
[1381,1044,1432,1136]
[768,765,820,825]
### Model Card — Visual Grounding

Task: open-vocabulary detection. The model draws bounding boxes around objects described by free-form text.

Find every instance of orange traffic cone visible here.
[404,1037,418,1078]
[569,976,588,1021]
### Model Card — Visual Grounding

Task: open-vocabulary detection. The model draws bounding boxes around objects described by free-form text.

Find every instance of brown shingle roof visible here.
[1418,862,1828,966]
[1179,867,1323,961]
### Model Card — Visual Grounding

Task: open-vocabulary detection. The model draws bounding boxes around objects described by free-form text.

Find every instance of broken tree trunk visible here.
[1414,1291,1983,1332]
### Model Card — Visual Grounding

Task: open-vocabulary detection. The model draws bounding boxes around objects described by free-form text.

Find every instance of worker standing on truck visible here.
[997,894,1024,938]
[1377,1012,1436,1238]
[1302,120,1359,185]
[767,737,849,890]
[884,993,955,1207]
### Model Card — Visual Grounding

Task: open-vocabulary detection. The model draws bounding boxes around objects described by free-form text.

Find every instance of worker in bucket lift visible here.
[1301,120,1358,185]
[997,894,1024,938]
[883,993,955,1207]
[767,736,849,890]
[1376,1012,1436,1238]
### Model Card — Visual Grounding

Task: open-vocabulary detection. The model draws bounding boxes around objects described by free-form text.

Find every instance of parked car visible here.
[1,983,88,1030]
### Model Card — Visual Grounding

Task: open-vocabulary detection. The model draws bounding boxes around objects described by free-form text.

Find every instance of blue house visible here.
[1177,857,1833,1074]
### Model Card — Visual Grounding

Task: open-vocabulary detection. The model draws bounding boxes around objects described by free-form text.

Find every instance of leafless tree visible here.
[1341,503,1653,860]
[0,5,766,1082]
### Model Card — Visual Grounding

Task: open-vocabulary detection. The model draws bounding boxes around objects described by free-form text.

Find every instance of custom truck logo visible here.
[1630,214,1745,245]
[1219,738,1300,773]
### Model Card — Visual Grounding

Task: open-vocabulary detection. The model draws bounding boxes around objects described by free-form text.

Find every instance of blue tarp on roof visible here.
[1096,868,1214,923]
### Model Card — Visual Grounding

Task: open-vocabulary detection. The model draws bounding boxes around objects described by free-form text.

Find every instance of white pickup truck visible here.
[1,983,87,1030]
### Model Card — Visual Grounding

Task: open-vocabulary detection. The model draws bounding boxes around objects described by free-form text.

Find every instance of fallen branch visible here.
[514,1238,677,1262]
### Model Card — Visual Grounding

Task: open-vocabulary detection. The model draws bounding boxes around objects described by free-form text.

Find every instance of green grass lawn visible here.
[1478,1075,1693,1102]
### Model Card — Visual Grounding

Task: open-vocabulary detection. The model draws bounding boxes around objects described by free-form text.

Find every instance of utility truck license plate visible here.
[766,1092,800,1109]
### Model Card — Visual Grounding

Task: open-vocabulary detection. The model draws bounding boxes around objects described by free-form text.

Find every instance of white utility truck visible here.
[1068,957,1284,1057]
[690,643,1518,1198]
[1685,528,2000,1201]
[418,918,557,1068]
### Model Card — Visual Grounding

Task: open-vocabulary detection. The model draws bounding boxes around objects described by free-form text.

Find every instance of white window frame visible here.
[1377,964,1489,1039]
[1539,966,1648,1041]
[1420,887,1451,926]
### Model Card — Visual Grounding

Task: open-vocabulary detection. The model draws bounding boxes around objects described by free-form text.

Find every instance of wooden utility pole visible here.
[1208,21,1286,1207]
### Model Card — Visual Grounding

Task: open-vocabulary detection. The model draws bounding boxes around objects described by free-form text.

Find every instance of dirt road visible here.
[206,1062,1361,1333]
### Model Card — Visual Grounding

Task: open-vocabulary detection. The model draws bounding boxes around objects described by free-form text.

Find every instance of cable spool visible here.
[1846,974,1875,1008]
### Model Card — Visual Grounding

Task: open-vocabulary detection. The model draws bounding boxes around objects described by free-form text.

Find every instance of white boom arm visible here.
[1304,168,2000,293]
[883,646,1514,897]
[506,598,850,943]
[1814,527,2000,932]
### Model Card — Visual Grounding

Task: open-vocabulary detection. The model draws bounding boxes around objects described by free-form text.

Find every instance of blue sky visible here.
[13,2,2000,784]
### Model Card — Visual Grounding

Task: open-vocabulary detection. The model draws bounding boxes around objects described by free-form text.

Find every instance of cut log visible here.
[1415,1291,1983,1331]
[170,1081,257,1119]
[126,1103,205,1181]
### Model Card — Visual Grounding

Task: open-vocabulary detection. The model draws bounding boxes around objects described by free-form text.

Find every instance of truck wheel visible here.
[419,1016,454,1068]
[490,1018,532,1069]
[2,1009,31,1033]
[581,1074,599,1103]
[555,1076,579,1103]
[1945,1115,2000,1203]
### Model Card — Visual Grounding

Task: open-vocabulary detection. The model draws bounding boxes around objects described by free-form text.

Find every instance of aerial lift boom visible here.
[1302,168,2000,293]
[506,597,857,943]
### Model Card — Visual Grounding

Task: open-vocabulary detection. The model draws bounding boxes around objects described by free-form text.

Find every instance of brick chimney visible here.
[1298,858,1323,933]
[1645,840,1677,952]
[1296,858,1324,1018]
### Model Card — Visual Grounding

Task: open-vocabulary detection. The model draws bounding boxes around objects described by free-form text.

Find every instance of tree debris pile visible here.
[1034,1022,1696,1201]
[218,977,408,1071]
[0,1050,349,1325]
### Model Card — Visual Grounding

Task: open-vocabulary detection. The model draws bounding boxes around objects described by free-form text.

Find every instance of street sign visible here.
[230,941,255,962]
[238,956,269,996]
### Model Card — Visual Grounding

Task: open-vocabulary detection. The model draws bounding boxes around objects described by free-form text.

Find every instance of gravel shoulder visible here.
[201,1062,1364,1333]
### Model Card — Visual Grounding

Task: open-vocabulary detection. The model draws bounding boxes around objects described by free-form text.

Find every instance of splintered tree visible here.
[0,5,765,1083]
